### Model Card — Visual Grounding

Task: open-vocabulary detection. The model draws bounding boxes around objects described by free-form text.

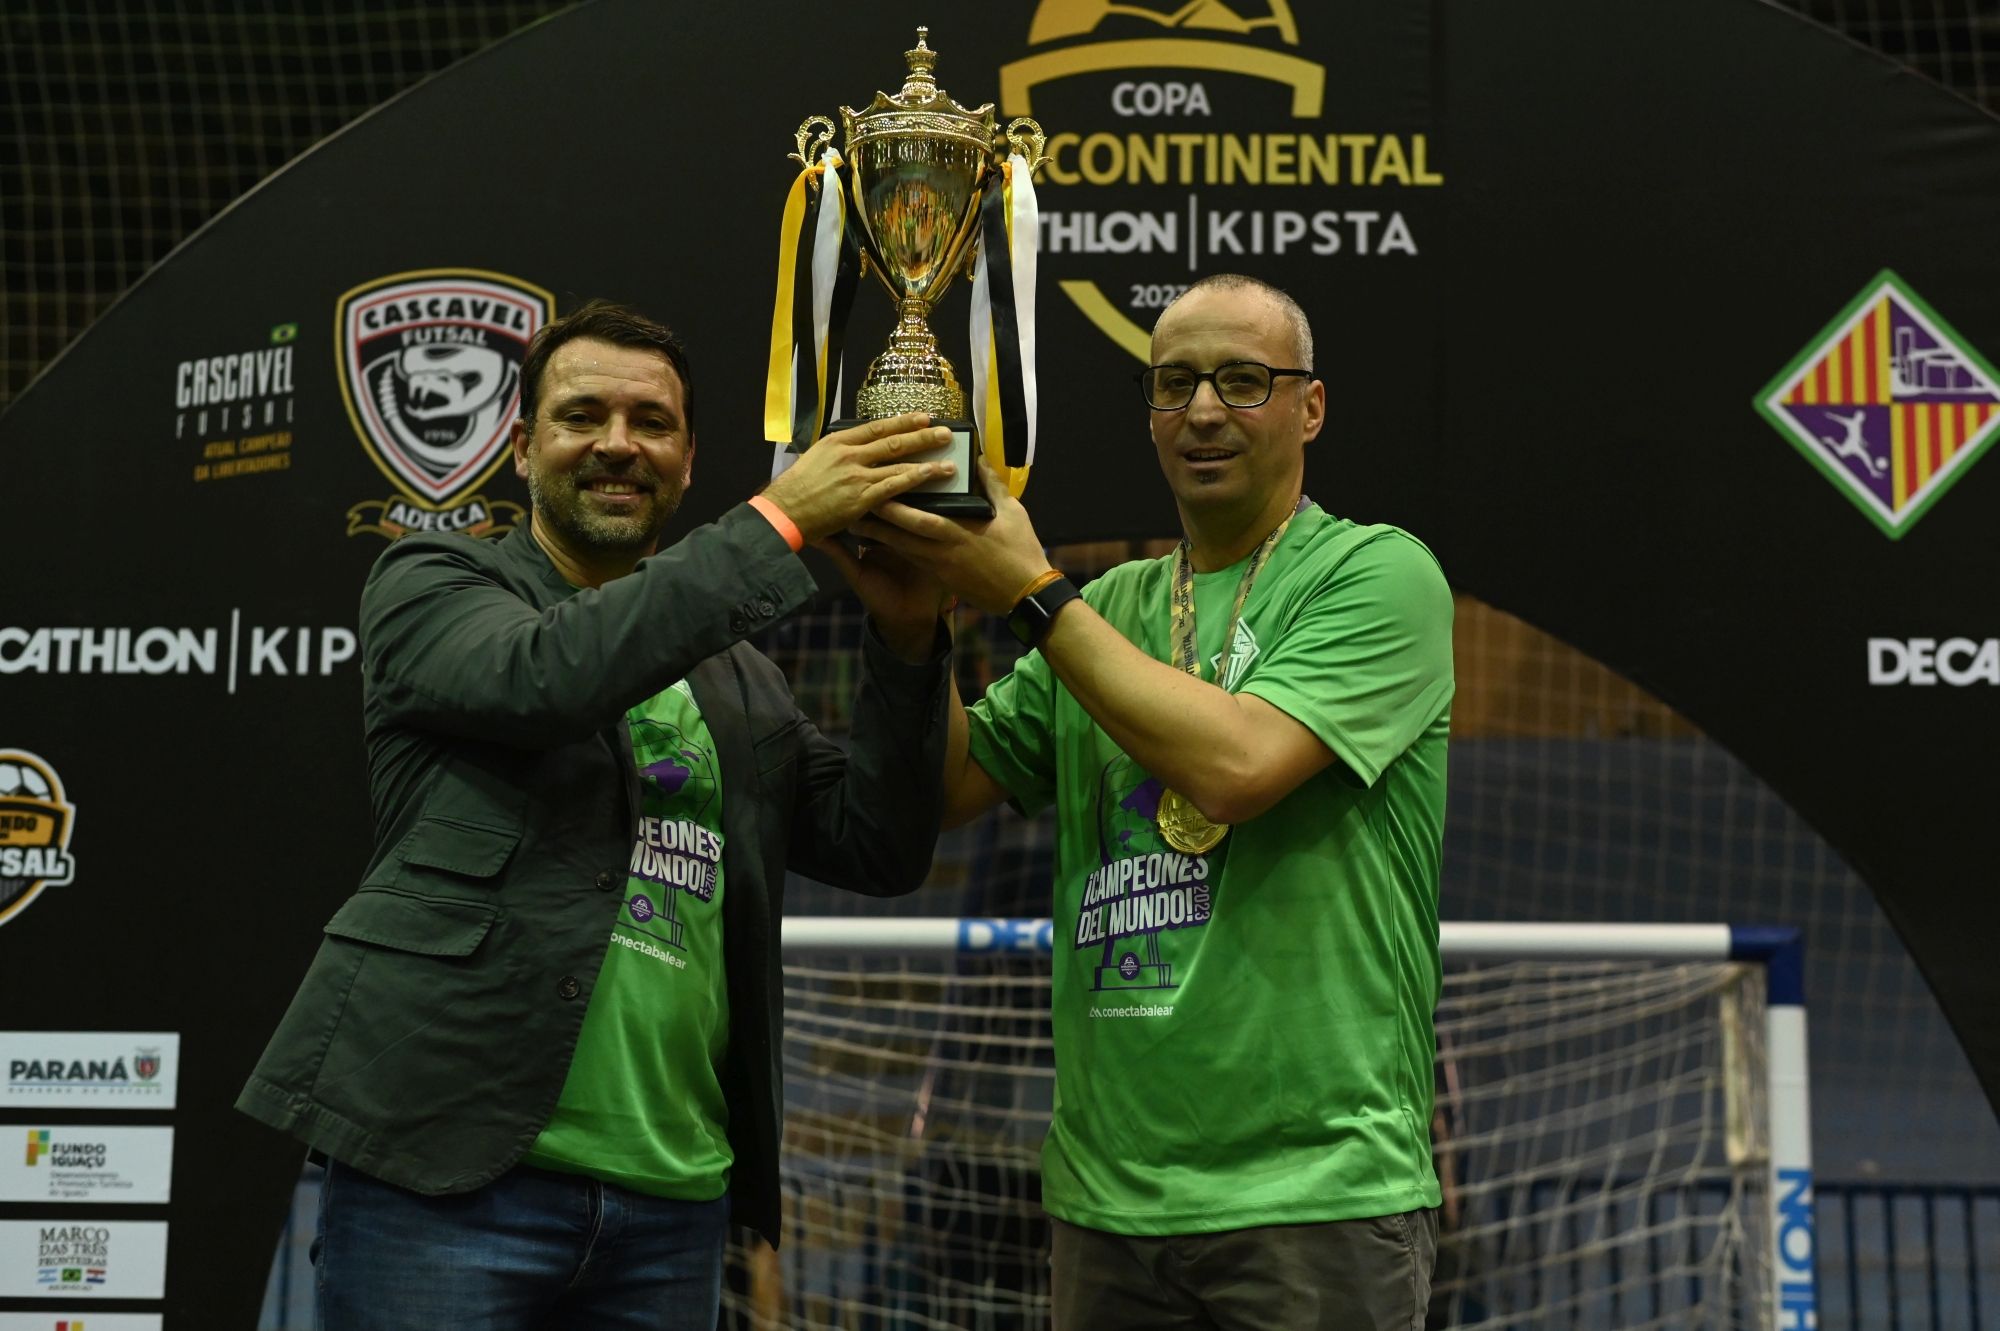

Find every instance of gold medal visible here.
[1157,787,1229,853]
[1153,497,1309,856]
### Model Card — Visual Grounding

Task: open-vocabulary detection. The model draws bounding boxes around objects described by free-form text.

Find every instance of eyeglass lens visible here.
[1146,362,1274,409]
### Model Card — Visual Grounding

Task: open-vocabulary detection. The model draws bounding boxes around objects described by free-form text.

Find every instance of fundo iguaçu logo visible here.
[996,0,1442,360]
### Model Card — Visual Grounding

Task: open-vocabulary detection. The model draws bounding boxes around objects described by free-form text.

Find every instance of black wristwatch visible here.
[1006,574,1082,648]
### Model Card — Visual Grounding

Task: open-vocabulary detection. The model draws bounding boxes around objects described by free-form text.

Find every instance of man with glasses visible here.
[862,273,1453,1329]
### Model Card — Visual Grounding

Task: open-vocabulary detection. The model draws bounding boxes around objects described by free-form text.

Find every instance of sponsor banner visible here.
[0,1221,168,1299]
[177,321,300,485]
[1867,637,2000,686]
[997,2,1439,361]
[1,1127,174,1204]
[336,268,552,540]
[0,1316,164,1331]
[0,753,77,930]
[0,1035,178,1110]
[1756,270,2000,538]
[0,618,356,693]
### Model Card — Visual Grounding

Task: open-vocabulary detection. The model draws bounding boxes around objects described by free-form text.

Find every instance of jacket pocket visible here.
[323,889,496,957]
[361,816,520,900]
[752,717,802,778]
[395,816,520,876]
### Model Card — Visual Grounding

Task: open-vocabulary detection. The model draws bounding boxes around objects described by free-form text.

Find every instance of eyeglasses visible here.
[1136,361,1315,411]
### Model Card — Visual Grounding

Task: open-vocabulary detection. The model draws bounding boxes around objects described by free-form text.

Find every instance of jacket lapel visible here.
[690,649,770,948]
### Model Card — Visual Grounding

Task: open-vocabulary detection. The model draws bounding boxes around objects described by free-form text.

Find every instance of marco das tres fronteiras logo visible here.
[337,270,553,540]
[996,0,1441,360]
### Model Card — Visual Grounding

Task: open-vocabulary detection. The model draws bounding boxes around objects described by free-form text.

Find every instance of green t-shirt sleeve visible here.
[965,641,1060,816]
[1240,531,1454,788]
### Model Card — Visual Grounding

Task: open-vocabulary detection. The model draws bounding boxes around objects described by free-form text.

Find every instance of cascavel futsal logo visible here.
[998,0,1440,360]
[1756,270,2000,538]
[337,270,552,540]
[0,750,76,929]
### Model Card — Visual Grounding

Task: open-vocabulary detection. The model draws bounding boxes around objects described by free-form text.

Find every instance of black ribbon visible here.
[817,187,861,439]
[979,180,1029,467]
[789,168,863,449]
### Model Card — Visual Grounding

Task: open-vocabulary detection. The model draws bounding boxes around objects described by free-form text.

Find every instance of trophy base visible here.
[1095,959,1174,991]
[828,417,992,519]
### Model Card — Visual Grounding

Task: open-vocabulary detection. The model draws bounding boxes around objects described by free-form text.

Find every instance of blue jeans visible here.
[312,1158,729,1330]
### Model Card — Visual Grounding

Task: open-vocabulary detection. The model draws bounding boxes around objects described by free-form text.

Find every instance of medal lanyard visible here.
[1169,495,1309,684]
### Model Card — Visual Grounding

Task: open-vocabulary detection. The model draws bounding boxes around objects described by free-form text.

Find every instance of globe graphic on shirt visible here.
[1095,753,1169,864]
[632,717,718,822]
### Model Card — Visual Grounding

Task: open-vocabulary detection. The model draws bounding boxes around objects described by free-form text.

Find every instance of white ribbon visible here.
[970,221,993,447]
[1010,152,1039,466]
[810,148,846,426]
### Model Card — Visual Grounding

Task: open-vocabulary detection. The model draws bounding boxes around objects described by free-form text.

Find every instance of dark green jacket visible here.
[237,506,948,1246]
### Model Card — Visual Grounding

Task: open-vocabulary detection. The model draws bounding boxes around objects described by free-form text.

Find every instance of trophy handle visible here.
[1003,117,1048,175]
[790,115,837,173]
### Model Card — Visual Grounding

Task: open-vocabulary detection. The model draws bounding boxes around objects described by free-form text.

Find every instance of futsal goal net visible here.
[721,919,1814,1331]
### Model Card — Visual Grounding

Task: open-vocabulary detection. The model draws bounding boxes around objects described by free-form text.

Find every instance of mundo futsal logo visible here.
[0,751,76,929]
[337,270,553,540]
[997,0,1440,361]
[1756,270,2000,538]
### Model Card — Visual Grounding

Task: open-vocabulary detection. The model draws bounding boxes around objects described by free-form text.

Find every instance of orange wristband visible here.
[1009,568,1064,609]
[747,494,804,552]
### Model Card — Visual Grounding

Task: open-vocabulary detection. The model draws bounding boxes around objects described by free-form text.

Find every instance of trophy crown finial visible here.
[901,26,939,100]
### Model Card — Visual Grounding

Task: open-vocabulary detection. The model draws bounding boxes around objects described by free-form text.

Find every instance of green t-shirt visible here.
[966,507,1453,1234]
[523,678,733,1199]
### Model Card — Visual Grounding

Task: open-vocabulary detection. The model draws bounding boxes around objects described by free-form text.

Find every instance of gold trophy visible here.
[787,28,1045,516]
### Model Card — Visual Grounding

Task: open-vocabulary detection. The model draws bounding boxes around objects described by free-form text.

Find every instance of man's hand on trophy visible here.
[853,460,1054,616]
[763,413,958,543]
[814,537,950,663]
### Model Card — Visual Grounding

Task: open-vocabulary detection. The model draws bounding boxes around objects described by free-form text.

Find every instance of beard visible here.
[525,454,685,558]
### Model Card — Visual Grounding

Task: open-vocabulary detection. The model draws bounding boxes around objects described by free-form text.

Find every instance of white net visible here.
[719,946,1772,1331]
[1431,959,1770,1330]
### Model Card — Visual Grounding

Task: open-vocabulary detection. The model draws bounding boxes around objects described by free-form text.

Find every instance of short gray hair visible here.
[1154,273,1314,371]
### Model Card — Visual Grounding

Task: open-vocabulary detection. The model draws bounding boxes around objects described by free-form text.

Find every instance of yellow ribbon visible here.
[764,164,815,444]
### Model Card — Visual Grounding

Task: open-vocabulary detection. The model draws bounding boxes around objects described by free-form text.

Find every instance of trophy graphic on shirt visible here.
[1098,934,1173,993]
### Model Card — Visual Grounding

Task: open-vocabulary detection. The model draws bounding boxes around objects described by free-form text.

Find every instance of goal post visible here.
[734,918,1815,1331]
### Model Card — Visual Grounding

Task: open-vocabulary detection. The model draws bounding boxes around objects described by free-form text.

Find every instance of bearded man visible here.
[240,299,960,1329]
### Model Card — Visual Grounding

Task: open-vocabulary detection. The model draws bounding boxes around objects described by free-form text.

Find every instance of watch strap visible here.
[1007,574,1081,648]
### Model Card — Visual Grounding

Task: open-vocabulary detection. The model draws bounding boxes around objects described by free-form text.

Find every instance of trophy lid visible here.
[900,27,940,102]
[841,26,996,149]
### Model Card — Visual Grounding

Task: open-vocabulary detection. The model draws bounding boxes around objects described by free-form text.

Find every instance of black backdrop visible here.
[3,1,1997,1322]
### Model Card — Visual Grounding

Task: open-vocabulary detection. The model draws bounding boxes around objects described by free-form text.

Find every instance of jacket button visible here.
[729,614,749,634]
[757,599,776,616]
[556,976,581,1000]
[595,869,618,891]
